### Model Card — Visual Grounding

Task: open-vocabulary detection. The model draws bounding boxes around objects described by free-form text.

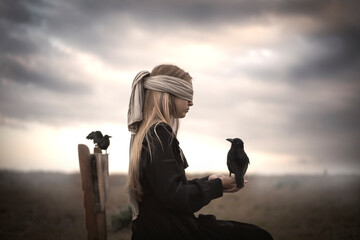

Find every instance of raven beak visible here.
[226,138,233,143]
[109,136,112,138]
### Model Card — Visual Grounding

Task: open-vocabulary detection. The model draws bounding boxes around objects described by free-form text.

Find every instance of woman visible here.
[127,64,273,240]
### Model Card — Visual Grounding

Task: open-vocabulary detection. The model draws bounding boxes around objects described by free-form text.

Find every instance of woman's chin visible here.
[175,113,187,119]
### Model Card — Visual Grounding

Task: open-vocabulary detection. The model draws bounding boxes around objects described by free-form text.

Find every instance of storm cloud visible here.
[1,0,359,173]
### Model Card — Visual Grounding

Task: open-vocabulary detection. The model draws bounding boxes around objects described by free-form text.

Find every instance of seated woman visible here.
[127,64,273,240]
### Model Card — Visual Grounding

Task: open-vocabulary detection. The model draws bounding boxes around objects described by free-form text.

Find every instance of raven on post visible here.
[86,131,112,153]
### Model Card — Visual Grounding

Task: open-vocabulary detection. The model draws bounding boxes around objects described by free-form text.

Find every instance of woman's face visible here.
[174,97,193,118]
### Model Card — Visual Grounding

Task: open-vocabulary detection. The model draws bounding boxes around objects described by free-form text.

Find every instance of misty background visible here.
[1,0,359,175]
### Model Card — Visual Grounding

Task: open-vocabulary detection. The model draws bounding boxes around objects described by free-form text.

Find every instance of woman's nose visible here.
[188,101,193,106]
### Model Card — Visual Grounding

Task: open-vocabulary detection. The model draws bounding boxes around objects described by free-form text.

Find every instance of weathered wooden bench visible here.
[78,144,109,240]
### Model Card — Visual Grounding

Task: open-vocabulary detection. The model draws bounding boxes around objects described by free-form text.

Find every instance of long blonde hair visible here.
[128,64,192,201]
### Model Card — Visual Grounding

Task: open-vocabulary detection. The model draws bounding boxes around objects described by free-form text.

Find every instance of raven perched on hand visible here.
[226,138,250,188]
[86,131,112,153]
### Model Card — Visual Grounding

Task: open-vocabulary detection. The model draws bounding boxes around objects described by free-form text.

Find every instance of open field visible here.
[0,171,359,240]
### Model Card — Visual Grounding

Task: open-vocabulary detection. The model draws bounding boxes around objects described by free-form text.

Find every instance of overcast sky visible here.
[1,0,359,174]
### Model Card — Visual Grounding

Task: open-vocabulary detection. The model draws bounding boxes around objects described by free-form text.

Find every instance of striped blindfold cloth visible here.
[127,70,193,133]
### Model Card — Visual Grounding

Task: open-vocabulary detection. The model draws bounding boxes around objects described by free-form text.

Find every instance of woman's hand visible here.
[209,174,248,193]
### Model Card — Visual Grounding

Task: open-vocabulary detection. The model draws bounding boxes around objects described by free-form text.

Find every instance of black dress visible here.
[131,123,273,240]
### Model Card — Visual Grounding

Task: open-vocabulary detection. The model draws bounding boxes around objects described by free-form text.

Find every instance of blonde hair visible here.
[128,64,192,201]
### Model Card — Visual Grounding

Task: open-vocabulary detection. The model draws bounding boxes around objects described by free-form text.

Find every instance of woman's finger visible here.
[224,187,240,193]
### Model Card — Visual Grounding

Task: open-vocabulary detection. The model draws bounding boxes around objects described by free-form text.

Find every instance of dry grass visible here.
[0,171,359,240]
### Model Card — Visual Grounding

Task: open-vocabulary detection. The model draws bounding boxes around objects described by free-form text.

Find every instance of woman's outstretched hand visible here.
[208,174,248,193]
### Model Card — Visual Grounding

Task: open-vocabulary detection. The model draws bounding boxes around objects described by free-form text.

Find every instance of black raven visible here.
[226,138,250,188]
[86,131,112,153]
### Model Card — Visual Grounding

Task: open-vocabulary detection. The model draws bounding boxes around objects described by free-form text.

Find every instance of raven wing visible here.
[235,150,249,164]
[227,151,244,187]
[227,158,241,175]
[86,131,103,144]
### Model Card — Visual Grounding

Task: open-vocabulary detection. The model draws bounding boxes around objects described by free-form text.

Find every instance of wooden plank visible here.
[91,154,102,214]
[94,147,102,154]
[97,212,107,240]
[78,145,108,240]
[95,153,109,213]
[78,144,99,240]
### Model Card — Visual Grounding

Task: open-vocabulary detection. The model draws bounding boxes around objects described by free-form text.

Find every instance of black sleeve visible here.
[144,124,223,213]
[187,176,210,184]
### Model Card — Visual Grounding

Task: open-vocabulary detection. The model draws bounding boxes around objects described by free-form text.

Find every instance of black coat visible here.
[131,123,273,240]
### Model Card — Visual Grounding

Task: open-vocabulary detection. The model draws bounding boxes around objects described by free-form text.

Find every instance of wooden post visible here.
[78,144,109,240]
